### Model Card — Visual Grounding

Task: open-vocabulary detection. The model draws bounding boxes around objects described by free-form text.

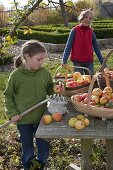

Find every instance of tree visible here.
[59,0,69,27]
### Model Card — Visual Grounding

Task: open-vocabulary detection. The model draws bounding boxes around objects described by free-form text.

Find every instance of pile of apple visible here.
[71,86,113,108]
[68,114,90,130]
[42,112,62,125]
[65,72,91,88]
[104,68,113,79]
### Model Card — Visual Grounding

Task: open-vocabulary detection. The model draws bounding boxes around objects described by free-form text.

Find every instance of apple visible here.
[72,94,81,102]
[43,115,52,125]
[111,93,113,99]
[100,96,108,105]
[80,93,88,101]
[81,76,90,85]
[83,118,90,127]
[68,117,77,128]
[66,78,74,82]
[92,88,103,96]
[53,83,65,94]
[102,91,112,100]
[73,71,82,81]
[91,95,100,104]
[90,101,95,106]
[82,79,90,85]
[103,86,112,94]
[75,120,85,130]
[83,97,89,104]
[52,112,62,122]
[76,114,85,120]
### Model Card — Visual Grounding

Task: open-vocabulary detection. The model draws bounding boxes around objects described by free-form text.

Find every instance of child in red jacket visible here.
[62,9,104,75]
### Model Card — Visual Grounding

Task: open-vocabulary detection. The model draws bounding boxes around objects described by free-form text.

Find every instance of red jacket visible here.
[70,25,93,62]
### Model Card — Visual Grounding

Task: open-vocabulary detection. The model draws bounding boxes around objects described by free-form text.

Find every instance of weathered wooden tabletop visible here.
[35,101,113,139]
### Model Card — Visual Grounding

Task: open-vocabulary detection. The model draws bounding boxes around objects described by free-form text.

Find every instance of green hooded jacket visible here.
[4,65,54,124]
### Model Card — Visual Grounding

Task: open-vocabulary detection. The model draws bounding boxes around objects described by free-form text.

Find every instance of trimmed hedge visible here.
[0,19,113,44]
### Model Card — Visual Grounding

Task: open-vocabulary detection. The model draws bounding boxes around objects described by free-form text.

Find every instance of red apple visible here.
[80,93,88,101]
[52,112,62,122]
[66,78,74,82]
[73,94,81,102]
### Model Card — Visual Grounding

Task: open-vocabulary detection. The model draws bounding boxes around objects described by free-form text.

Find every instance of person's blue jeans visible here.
[73,61,94,75]
[17,124,49,170]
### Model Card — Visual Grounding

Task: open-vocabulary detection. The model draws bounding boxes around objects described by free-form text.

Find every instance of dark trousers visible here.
[17,124,49,170]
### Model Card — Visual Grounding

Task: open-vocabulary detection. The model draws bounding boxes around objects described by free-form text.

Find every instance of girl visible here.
[4,40,55,170]
[62,9,104,75]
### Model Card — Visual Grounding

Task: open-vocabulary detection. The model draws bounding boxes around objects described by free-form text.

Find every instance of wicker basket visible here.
[54,65,92,97]
[97,49,113,90]
[71,72,113,120]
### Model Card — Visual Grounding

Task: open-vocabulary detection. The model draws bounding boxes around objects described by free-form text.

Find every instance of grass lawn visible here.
[0,49,113,169]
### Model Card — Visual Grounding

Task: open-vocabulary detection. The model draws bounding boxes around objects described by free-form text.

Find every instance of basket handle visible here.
[99,49,113,72]
[87,71,110,107]
[54,65,92,81]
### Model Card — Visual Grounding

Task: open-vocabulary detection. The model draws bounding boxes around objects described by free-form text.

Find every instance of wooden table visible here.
[35,101,113,170]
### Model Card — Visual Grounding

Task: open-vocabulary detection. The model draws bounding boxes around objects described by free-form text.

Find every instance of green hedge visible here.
[0,19,113,44]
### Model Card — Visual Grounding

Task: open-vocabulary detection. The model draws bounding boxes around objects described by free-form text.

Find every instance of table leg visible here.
[106,139,113,170]
[81,139,92,170]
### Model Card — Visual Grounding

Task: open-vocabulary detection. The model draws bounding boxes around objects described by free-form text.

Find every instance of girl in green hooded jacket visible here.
[4,40,55,170]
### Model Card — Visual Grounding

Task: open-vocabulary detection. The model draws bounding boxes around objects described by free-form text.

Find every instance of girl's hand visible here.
[11,115,22,123]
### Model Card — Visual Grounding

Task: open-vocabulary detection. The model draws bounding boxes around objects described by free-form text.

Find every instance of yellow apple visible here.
[83,118,90,127]
[103,86,112,94]
[75,120,85,130]
[102,91,112,100]
[76,114,85,120]
[100,96,108,105]
[68,117,77,128]
[91,95,100,104]
[92,88,103,96]
[73,72,82,81]
[43,115,52,125]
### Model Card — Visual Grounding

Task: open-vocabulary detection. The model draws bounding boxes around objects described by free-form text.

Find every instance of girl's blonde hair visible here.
[14,40,47,68]
[78,9,93,22]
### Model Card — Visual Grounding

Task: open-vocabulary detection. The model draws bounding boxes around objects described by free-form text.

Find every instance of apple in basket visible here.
[66,81,79,88]
[80,93,88,101]
[100,96,108,105]
[91,95,100,104]
[92,88,103,97]
[103,86,112,94]
[102,91,112,100]
[81,76,91,85]
[73,71,82,81]
[71,94,81,102]
[66,78,75,82]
